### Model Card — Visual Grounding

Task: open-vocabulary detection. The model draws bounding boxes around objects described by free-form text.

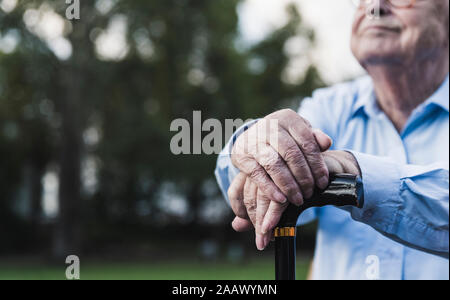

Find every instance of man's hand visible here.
[228,172,288,250]
[231,109,333,207]
[228,150,361,250]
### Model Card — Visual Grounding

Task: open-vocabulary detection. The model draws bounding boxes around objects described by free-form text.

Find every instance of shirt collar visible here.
[352,74,450,117]
[351,76,379,118]
[425,74,449,112]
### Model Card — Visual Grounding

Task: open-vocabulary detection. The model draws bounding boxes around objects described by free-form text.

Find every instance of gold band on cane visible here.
[274,227,296,237]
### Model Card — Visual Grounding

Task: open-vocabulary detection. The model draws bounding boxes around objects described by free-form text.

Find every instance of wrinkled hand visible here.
[231,109,333,206]
[228,172,288,250]
[228,150,361,250]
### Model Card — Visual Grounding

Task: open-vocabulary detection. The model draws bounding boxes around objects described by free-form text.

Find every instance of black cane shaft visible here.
[274,174,364,280]
[275,236,296,280]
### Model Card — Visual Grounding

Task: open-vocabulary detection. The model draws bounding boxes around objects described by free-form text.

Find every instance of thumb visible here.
[313,129,333,152]
[231,216,253,232]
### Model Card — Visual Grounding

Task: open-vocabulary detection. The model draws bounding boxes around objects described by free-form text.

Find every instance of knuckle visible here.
[249,168,264,182]
[243,195,256,208]
[246,202,257,213]
[302,141,319,154]
[259,150,280,170]
[232,155,251,171]
[283,144,302,163]
[264,161,283,176]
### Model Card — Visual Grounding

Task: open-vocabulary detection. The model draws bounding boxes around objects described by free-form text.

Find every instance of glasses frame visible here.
[353,0,416,9]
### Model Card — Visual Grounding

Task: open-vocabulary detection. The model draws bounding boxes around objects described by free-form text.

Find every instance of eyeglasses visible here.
[351,0,416,9]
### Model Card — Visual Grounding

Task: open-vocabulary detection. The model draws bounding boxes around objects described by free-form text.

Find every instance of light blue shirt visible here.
[215,75,449,280]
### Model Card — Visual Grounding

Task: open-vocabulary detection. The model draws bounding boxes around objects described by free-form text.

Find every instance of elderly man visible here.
[215,0,449,280]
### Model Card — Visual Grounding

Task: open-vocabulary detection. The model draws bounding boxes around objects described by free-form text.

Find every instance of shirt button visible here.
[363,209,374,219]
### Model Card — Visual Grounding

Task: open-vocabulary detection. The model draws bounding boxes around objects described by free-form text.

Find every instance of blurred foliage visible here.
[0,0,323,256]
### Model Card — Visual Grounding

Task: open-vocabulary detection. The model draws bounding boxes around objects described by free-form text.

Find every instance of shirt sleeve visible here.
[348,151,449,259]
[214,119,259,206]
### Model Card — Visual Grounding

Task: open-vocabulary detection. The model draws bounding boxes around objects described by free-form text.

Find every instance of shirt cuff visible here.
[346,151,402,229]
[215,119,260,205]
[223,119,260,156]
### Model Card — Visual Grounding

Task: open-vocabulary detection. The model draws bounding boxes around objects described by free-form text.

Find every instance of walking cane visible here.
[274,173,364,280]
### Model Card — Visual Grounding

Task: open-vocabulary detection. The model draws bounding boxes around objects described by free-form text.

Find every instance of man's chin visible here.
[356,46,404,66]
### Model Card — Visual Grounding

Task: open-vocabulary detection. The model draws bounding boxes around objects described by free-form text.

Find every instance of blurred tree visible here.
[0,0,323,256]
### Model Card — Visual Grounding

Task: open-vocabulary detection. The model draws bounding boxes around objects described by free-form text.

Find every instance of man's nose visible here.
[367,0,392,18]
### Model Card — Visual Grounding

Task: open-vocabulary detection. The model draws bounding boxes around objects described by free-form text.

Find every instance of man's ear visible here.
[313,129,333,152]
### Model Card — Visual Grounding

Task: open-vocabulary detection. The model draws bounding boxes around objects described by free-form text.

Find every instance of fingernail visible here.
[293,192,304,206]
[256,234,265,251]
[318,176,329,190]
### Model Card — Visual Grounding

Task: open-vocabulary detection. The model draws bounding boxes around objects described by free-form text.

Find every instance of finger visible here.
[232,154,287,204]
[286,118,329,190]
[261,200,289,235]
[243,178,258,228]
[256,189,271,250]
[253,142,303,205]
[313,129,333,152]
[268,127,312,201]
[265,230,275,248]
[232,216,253,232]
[322,151,346,174]
[228,172,249,219]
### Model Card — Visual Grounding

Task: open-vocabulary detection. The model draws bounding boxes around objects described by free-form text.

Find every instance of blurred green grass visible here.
[0,257,310,280]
